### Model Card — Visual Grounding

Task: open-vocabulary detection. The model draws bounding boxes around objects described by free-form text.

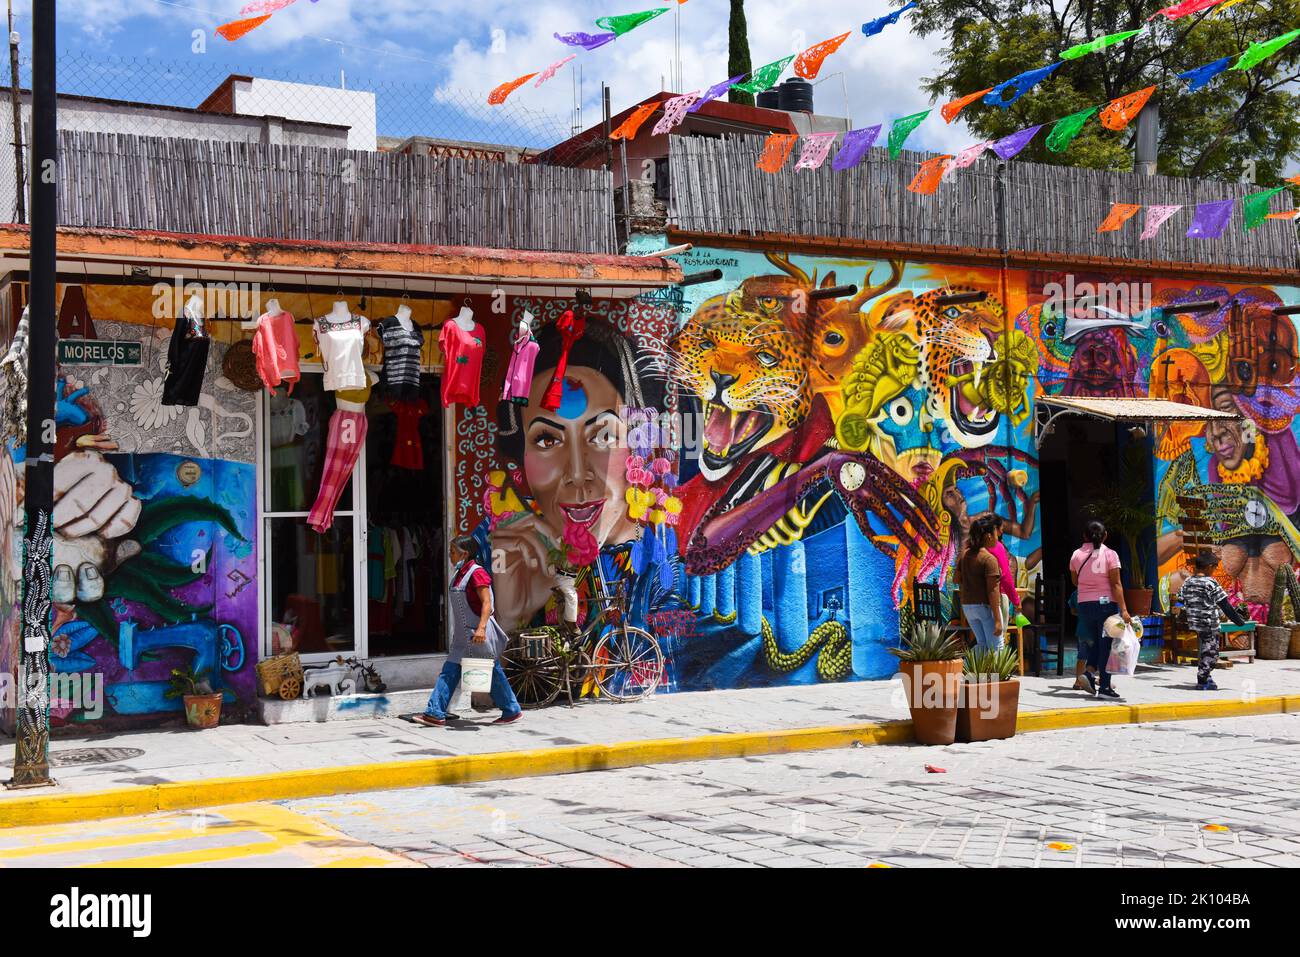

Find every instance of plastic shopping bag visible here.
[1106,624,1140,676]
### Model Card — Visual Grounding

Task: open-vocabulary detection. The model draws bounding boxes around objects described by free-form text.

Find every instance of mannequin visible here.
[313,300,370,392]
[379,304,424,401]
[395,302,414,333]
[501,310,540,405]
[164,293,211,406]
[251,296,300,392]
[439,303,486,407]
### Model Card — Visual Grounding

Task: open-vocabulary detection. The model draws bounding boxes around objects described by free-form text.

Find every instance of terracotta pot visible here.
[957,679,1021,742]
[1257,625,1290,660]
[897,659,962,745]
[183,692,223,730]
[1124,588,1153,616]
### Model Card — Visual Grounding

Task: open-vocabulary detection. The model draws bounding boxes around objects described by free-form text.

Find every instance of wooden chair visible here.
[1030,574,1069,676]
[914,581,943,624]
[1003,588,1027,676]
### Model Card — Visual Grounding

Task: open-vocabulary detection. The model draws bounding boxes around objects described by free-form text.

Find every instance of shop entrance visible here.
[260,370,447,664]
[1037,417,1124,581]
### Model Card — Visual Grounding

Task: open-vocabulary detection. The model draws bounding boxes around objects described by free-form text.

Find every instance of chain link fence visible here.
[0,50,614,249]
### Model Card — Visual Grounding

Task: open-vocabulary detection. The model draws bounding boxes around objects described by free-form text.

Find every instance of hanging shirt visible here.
[390,399,428,470]
[542,309,585,411]
[314,313,370,392]
[501,321,540,404]
[378,316,424,401]
[251,309,300,391]
[162,310,210,407]
[439,319,485,407]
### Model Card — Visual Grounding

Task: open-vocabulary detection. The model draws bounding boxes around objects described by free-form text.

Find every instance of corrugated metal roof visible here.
[1038,395,1239,421]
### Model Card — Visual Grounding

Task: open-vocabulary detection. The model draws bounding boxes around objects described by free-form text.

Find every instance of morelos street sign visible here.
[57,339,143,366]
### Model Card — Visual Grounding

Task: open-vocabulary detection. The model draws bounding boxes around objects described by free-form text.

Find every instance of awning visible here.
[1035,395,1238,448]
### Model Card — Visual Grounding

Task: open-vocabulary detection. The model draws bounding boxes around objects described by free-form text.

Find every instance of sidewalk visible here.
[2,658,1299,824]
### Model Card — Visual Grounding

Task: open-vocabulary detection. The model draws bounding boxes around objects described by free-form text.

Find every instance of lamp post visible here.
[6,0,55,789]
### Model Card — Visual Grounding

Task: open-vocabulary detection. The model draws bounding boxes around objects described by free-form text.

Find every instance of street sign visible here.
[57,339,142,366]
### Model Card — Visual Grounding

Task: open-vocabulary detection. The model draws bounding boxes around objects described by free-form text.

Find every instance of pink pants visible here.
[308,409,367,533]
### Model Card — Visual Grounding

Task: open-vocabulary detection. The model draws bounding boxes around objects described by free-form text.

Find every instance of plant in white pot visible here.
[958,645,1021,742]
[889,622,965,746]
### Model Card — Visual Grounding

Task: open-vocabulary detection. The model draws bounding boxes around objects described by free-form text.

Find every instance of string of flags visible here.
[493,1,918,107]
[1095,177,1300,239]
[731,18,1300,208]
[216,0,317,41]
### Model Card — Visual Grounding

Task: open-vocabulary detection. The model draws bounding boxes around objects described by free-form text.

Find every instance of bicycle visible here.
[500,565,665,708]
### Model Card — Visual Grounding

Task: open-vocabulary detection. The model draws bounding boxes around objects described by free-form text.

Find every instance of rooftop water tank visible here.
[777,77,814,114]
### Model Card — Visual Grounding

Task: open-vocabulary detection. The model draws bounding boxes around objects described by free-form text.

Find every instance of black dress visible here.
[162,311,210,407]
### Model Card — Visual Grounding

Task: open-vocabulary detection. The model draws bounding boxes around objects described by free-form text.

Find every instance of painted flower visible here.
[129,377,181,431]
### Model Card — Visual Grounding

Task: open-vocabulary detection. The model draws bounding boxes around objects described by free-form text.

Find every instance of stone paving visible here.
[3,659,1299,800]
[285,713,1300,868]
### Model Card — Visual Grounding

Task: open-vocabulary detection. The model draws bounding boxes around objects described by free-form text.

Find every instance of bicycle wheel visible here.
[500,633,563,709]
[591,625,664,702]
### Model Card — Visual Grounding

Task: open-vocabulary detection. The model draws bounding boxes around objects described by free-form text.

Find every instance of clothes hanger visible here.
[183,293,207,338]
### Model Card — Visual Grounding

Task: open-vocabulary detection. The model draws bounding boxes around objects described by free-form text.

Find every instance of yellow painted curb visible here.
[1,693,1296,828]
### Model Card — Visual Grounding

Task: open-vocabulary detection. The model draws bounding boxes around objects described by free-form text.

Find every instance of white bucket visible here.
[462,658,494,693]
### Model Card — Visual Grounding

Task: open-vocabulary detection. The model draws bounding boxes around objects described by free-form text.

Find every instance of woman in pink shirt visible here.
[1069,520,1132,698]
[988,515,1020,621]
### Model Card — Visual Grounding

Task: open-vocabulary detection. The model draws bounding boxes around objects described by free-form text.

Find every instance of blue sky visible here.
[12,0,1299,176]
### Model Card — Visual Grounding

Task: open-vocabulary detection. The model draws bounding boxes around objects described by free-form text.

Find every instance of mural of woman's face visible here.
[1204,389,1246,469]
[522,365,635,549]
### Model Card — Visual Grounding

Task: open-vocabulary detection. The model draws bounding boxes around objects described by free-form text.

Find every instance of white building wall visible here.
[230,78,377,151]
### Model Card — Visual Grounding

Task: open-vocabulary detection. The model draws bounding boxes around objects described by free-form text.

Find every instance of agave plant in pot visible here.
[165,666,223,730]
[957,645,1021,742]
[889,622,965,745]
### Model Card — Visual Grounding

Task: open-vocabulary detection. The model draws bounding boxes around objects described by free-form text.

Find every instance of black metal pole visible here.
[7,0,54,789]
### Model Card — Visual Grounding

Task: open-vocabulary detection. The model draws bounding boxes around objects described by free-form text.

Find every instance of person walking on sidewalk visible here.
[1179,550,1245,691]
[1070,520,1130,699]
[958,516,1005,650]
[988,514,1021,629]
[415,535,522,727]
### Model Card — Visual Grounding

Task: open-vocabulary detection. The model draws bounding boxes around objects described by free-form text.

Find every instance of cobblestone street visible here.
[272,713,1300,868]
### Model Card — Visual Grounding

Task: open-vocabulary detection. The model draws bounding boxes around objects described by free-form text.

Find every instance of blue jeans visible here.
[962,603,1003,650]
[1075,600,1113,690]
[424,660,521,720]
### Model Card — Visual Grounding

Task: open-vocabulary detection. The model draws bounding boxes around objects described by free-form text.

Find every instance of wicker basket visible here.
[1289,624,1300,659]
[255,652,303,696]
[1257,625,1290,660]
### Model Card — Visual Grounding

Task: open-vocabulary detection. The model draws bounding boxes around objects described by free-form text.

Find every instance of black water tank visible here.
[778,77,814,114]
[756,88,780,109]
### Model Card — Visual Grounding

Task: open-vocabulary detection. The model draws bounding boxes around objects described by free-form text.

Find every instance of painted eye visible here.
[1042,320,1057,338]
[943,307,961,320]
[888,396,914,426]
[533,433,562,451]
[823,330,845,346]
[758,297,779,311]
[699,338,715,351]
[756,351,779,368]
[1154,320,1170,338]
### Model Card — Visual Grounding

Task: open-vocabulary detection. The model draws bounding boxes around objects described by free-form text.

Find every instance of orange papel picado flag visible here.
[609,102,660,140]
[940,88,991,124]
[756,133,799,173]
[1100,86,1156,131]
[907,155,953,195]
[488,73,539,106]
[216,14,272,41]
[1097,203,1143,232]
[794,32,852,79]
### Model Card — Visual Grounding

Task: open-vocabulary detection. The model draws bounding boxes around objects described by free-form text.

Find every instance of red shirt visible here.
[390,399,428,470]
[439,320,485,407]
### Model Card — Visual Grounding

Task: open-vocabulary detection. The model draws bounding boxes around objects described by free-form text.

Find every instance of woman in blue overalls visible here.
[415,535,522,727]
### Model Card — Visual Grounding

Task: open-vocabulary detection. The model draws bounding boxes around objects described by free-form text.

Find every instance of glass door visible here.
[261,373,366,661]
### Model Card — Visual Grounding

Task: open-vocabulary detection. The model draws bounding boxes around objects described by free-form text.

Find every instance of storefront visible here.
[0,226,681,732]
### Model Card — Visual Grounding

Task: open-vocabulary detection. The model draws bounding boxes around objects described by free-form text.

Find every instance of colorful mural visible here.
[456,246,1299,692]
[5,284,261,731]
[457,250,1039,691]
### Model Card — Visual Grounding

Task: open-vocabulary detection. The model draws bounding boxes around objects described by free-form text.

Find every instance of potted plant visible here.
[889,622,965,745]
[1085,442,1156,616]
[165,666,223,729]
[957,645,1021,742]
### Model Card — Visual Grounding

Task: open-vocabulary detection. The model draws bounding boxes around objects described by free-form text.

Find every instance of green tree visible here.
[906,0,1300,184]
[728,0,754,105]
